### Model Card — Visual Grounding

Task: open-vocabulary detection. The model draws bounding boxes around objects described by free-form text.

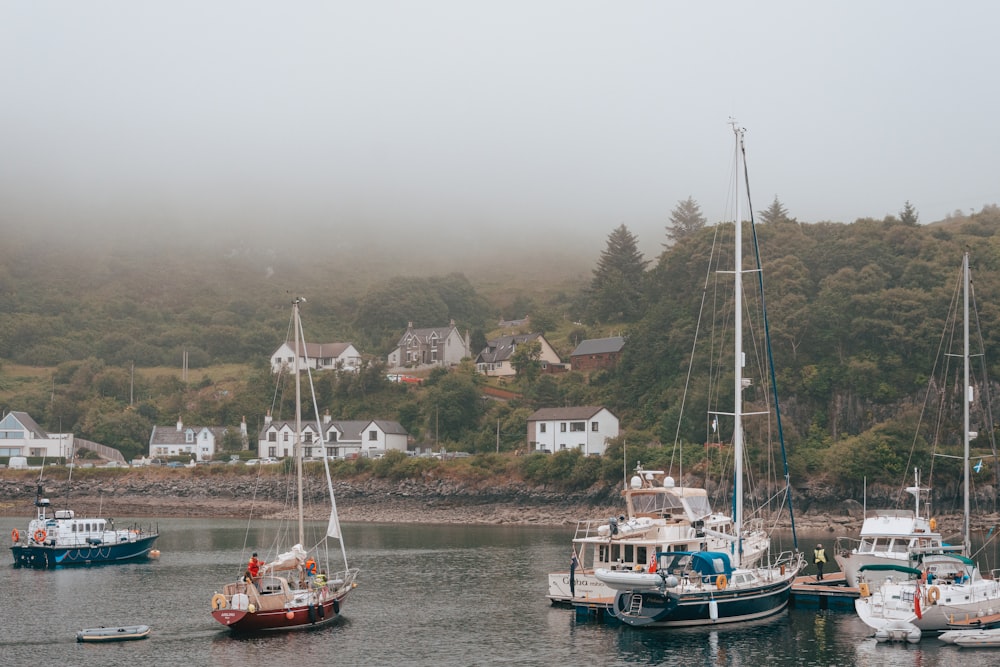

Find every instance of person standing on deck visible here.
[813,544,827,581]
[569,551,579,597]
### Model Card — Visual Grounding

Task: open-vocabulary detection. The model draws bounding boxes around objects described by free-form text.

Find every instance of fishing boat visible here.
[546,465,771,604]
[210,297,359,633]
[834,469,962,586]
[854,253,1000,641]
[10,479,159,568]
[592,122,805,627]
[77,625,151,643]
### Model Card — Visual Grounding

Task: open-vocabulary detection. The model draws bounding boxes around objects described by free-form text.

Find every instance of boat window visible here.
[685,496,711,519]
[630,492,685,516]
[624,545,634,562]
[599,545,610,562]
[637,547,648,564]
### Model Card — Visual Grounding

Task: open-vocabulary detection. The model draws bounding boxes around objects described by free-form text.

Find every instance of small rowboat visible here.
[76,625,151,642]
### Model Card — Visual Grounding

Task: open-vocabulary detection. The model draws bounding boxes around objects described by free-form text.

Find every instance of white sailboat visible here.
[854,253,1000,642]
[592,122,805,627]
[210,297,359,632]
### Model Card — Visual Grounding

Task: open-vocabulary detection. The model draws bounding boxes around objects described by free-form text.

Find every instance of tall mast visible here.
[963,253,971,555]
[732,120,744,567]
[293,297,305,546]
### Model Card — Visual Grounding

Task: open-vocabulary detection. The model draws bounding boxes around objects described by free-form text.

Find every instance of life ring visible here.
[33,529,46,543]
[716,574,728,590]
[929,518,937,531]
[927,585,941,604]
[11,528,19,543]
[211,593,228,610]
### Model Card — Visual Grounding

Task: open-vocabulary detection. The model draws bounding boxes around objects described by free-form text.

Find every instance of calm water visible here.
[1,518,998,667]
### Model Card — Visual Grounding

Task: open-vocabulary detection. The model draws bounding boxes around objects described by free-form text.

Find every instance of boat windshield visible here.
[630,491,686,517]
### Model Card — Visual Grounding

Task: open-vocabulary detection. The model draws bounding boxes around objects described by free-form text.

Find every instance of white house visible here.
[387,321,471,369]
[148,417,227,462]
[475,333,562,377]
[0,411,74,460]
[270,341,363,374]
[526,406,619,456]
[258,412,408,459]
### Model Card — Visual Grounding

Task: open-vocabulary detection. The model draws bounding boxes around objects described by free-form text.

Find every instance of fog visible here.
[2,1,998,260]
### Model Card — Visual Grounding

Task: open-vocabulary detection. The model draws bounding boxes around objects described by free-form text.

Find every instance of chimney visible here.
[264,409,272,426]
[323,410,332,424]
[240,416,247,437]
[176,416,183,431]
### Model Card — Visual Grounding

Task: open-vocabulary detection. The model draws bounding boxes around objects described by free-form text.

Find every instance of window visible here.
[283,432,290,442]
[304,432,313,443]
[368,430,378,441]
[560,423,567,433]
[591,421,599,431]
[539,423,547,433]
[570,422,585,432]
[268,432,277,442]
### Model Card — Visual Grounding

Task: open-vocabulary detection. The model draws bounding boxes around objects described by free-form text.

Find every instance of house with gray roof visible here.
[149,417,228,462]
[475,332,562,377]
[387,320,470,370]
[526,406,619,455]
[258,412,408,459]
[0,411,75,461]
[570,335,626,371]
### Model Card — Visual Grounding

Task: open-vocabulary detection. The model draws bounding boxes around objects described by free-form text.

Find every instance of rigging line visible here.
[739,132,798,551]
[968,261,1000,513]
[671,223,724,473]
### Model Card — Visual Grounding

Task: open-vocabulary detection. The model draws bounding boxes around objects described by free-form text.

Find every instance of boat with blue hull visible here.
[593,122,805,627]
[10,484,159,568]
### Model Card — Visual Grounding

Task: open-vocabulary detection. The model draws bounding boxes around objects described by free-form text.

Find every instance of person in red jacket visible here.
[246,552,263,580]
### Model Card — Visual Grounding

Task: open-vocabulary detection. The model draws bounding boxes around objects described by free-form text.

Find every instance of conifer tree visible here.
[587,224,648,323]
[758,195,791,224]
[665,196,707,245]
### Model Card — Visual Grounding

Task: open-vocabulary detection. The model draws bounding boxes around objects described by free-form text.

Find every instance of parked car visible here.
[166,461,185,468]
[261,457,279,465]
[245,459,260,466]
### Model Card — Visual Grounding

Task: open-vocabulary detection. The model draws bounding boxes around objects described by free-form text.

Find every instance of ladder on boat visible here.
[627,594,643,616]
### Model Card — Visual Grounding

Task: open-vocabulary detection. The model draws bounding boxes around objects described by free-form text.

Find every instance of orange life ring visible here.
[716,574,728,590]
[33,529,46,543]
[11,528,19,543]
[929,518,937,531]
[211,593,228,610]
[927,585,941,604]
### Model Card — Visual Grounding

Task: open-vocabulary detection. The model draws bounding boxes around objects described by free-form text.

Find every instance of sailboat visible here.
[593,122,805,627]
[210,297,359,632]
[854,253,1000,642]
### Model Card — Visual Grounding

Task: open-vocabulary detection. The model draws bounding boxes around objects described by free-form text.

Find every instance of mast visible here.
[732,120,744,568]
[963,253,971,555]
[293,297,305,546]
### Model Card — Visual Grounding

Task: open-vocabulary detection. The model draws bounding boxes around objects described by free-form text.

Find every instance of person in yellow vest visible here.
[813,543,827,581]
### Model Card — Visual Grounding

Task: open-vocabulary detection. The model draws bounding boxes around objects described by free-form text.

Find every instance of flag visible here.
[648,553,657,573]
[974,459,983,473]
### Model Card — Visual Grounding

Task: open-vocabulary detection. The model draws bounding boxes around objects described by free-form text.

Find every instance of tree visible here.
[758,196,791,224]
[510,340,542,383]
[665,196,707,245]
[899,200,919,225]
[587,224,649,323]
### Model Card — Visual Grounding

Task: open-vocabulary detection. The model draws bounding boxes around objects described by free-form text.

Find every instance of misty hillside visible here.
[3,207,1000,498]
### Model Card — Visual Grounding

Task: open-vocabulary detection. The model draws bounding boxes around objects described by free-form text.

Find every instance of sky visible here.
[2,1,998,257]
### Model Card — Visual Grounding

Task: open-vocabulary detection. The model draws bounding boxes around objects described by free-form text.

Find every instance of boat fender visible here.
[333,599,340,615]
[716,574,727,591]
[211,593,227,610]
[927,586,941,604]
[859,582,871,597]
[11,528,18,543]
[247,603,256,614]
[709,599,719,621]
[317,601,325,619]
[33,529,46,543]
[308,604,317,624]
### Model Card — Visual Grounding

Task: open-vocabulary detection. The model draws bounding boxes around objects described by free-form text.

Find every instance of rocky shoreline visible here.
[1,470,994,536]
